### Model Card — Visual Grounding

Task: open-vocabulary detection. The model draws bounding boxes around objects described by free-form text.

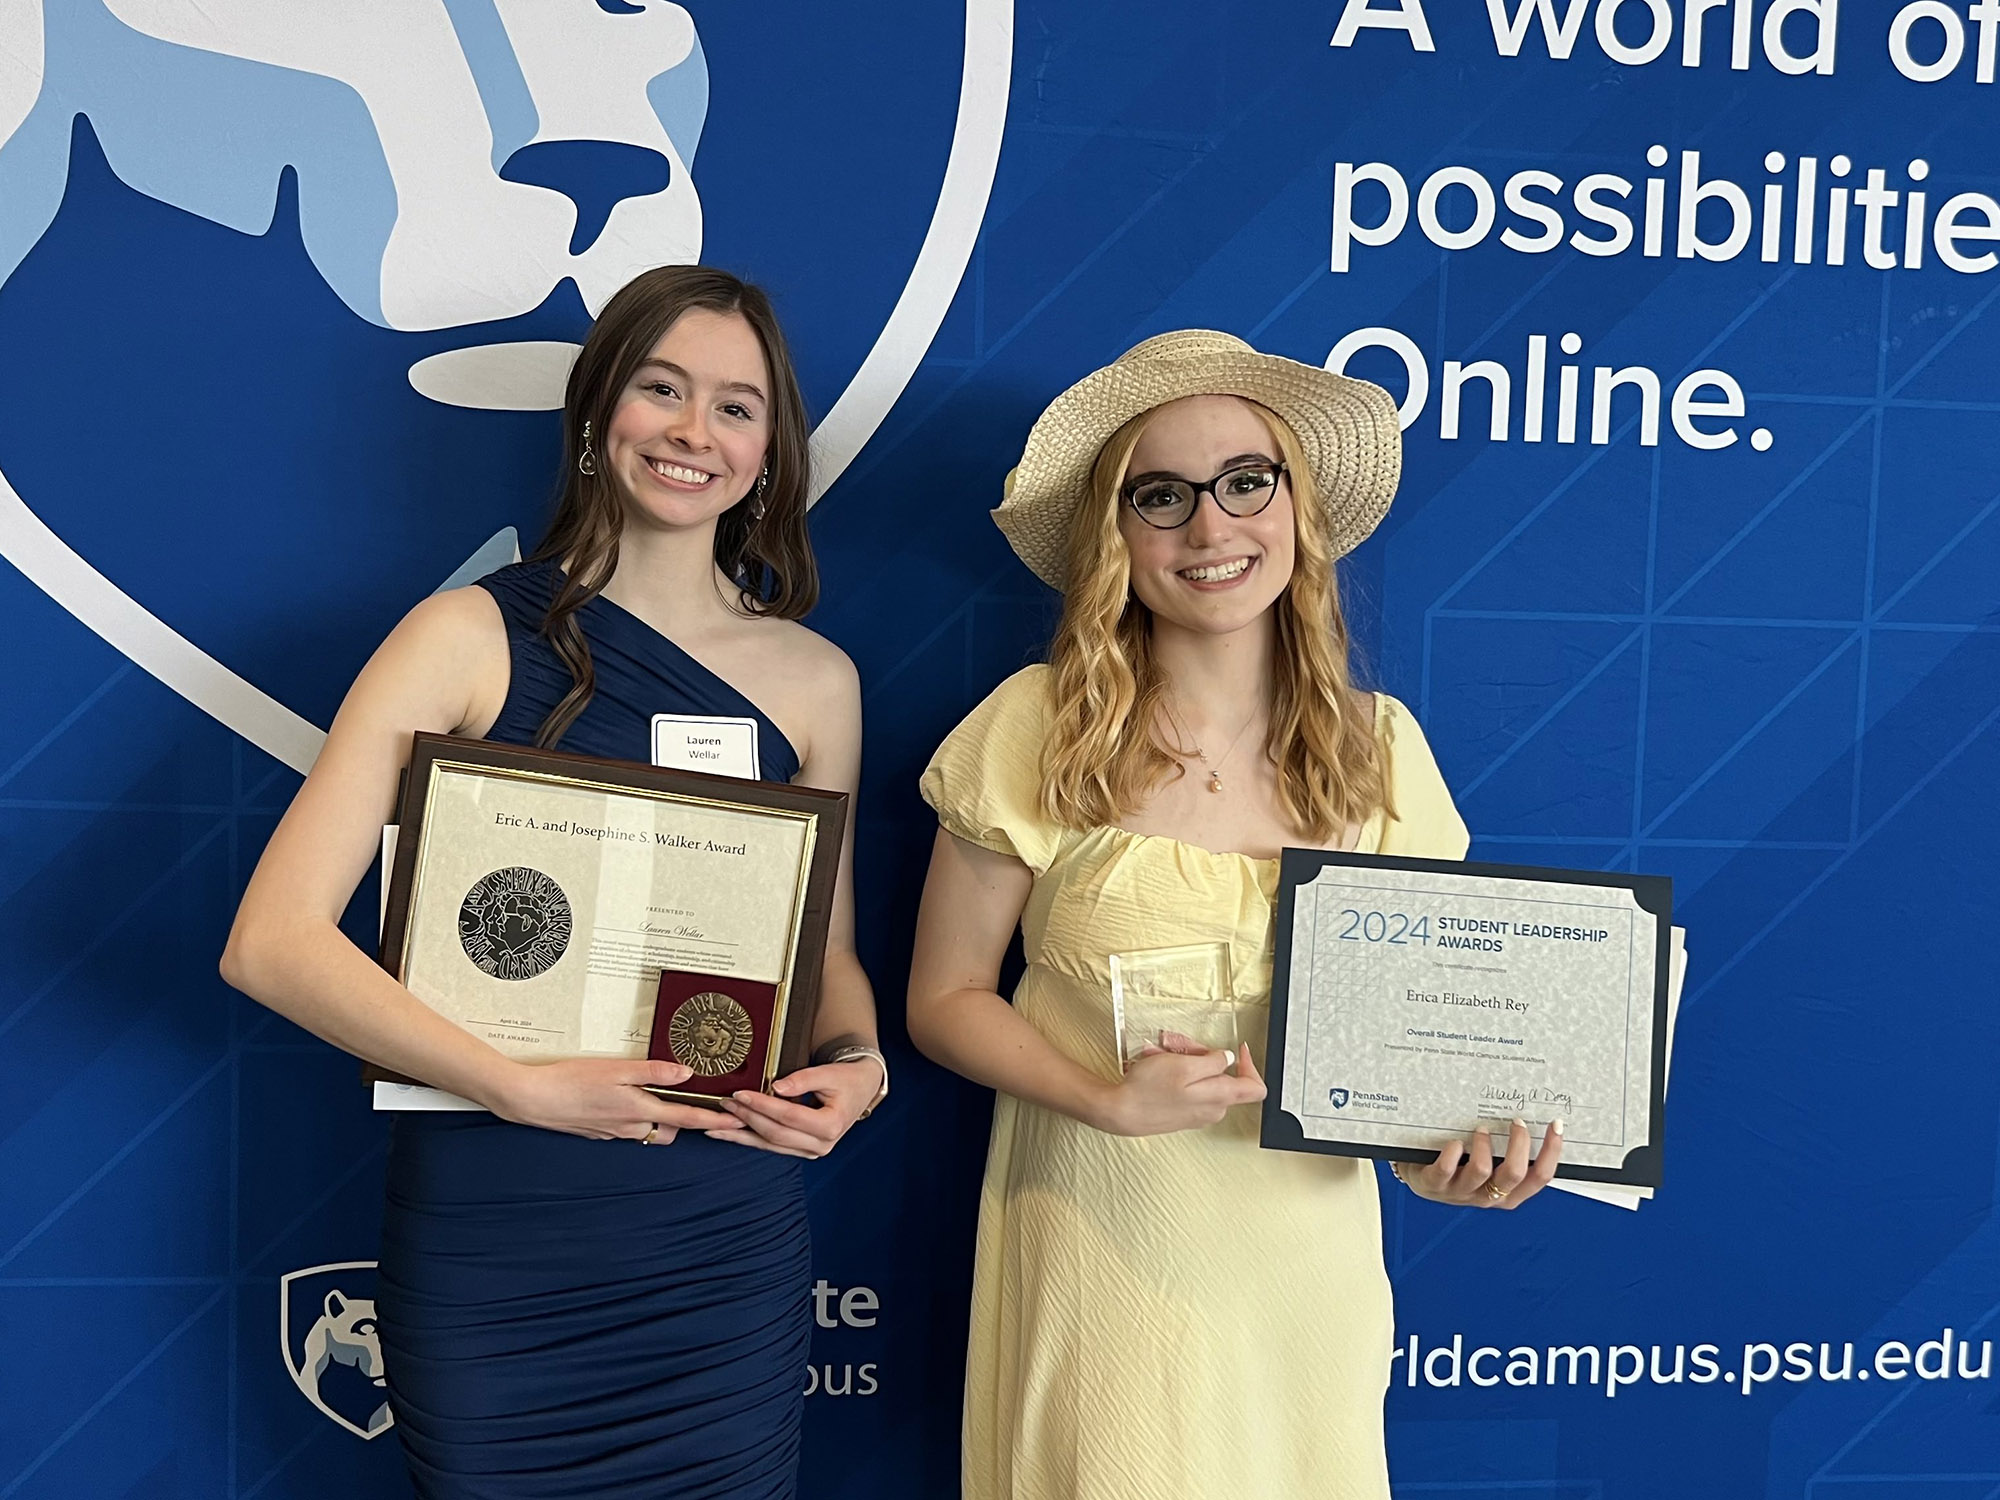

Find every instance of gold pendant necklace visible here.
[1170,694,1263,794]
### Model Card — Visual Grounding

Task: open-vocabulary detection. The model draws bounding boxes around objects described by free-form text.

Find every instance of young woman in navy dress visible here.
[222,266,886,1498]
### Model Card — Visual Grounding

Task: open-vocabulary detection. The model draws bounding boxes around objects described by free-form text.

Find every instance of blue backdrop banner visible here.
[1,2,1995,1496]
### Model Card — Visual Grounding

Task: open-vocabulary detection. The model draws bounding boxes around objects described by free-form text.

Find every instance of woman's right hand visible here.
[1096,1033,1266,1136]
[482,1057,750,1144]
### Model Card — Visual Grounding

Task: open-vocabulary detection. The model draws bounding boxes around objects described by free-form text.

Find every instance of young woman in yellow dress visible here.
[905,330,1566,1500]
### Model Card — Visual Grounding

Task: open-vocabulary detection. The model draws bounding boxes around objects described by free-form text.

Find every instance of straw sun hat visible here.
[992,329,1403,589]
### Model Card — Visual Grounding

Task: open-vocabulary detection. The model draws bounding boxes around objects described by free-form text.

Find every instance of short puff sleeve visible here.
[1376,695,1471,860]
[919,665,1065,874]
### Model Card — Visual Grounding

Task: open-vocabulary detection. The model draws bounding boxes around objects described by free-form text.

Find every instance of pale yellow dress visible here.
[920,665,1471,1500]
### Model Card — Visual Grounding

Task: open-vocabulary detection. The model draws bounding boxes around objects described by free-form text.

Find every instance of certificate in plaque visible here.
[1261,852,1671,1187]
[377,733,845,1108]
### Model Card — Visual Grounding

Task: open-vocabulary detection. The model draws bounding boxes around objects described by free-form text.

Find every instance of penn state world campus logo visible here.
[1328,1087,1351,1109]
[0,1,1011,771]
[280,1262,393,1441]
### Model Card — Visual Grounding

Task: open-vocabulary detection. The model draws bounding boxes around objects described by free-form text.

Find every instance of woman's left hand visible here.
[704,1059,884,1159]
[1397,1117,1564,1210]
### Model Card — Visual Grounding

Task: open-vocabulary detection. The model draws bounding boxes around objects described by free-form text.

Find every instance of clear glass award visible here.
[1108,941,1244,1065]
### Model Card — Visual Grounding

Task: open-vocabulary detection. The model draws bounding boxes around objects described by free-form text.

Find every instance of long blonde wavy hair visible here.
[1040,400,1391,844]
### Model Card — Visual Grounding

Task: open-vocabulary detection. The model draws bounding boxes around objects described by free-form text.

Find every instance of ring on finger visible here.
[1484,1178,1509,1202]
[640,1123,659,1146]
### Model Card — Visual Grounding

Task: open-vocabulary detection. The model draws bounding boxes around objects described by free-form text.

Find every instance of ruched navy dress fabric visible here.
[377,560,811,1499]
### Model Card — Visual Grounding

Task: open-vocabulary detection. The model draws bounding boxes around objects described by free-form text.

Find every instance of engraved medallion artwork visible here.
[457,867,574,981]
[667,991,755,1075]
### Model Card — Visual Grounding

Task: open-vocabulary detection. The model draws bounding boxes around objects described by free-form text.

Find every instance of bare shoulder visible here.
[399,582,504,639]
[741,616,859,705]
[347,584,510,736]
[719,616,859,777]
[376,583,508,685]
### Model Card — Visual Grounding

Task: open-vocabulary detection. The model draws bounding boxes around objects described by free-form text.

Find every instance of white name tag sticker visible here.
[651,713,761,779]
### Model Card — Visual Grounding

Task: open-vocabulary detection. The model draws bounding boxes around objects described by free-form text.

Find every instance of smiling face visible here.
[1117,395,1297,638]
[603,308,774,535]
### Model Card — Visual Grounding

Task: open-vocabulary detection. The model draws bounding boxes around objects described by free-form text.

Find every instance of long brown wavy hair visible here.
[1040,400,1391,844]
[528,265,816,748]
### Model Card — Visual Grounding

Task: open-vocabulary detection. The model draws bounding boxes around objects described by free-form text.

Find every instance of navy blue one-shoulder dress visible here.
[377,560,811,1499]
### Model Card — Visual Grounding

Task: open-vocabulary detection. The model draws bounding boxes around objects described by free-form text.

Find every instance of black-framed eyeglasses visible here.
[1121,461,1288,530]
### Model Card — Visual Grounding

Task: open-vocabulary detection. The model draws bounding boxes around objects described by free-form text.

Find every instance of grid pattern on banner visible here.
[1414,269,2000,915]
[0,640,405,1497]
[1375,226,2000,1497]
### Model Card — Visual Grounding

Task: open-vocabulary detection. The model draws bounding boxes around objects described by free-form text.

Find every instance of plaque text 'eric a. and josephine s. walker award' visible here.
[378,734,845,1108]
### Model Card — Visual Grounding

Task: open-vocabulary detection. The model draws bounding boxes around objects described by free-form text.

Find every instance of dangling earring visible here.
[577,419,597,477]
[749,466,769,521]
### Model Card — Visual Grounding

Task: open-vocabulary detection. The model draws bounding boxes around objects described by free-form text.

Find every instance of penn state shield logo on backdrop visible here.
[1328,1087,1350,1109]
[0,0,1008,768]
[280,1261,393,1441]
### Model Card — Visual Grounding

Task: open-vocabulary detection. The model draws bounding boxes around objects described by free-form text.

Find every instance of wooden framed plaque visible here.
[377,733,846,1108]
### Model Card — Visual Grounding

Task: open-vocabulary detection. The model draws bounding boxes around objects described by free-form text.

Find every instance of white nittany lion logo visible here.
[2,2,709,335]
[0,2,1009,772]
[280,1262,394,1441]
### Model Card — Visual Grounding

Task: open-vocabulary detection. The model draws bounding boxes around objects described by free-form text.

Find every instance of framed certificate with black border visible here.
[1261,851,1672,1187]
[375,732,846,1109]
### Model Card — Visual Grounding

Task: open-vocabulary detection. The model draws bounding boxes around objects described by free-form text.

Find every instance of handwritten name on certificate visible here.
[1262,853,1672,1187]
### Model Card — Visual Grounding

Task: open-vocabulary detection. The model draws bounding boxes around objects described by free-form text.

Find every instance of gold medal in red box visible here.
[651,971,779,1097]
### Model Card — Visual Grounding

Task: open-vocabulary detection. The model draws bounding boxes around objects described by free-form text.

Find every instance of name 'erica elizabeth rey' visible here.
[1406,989,1534,1013]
